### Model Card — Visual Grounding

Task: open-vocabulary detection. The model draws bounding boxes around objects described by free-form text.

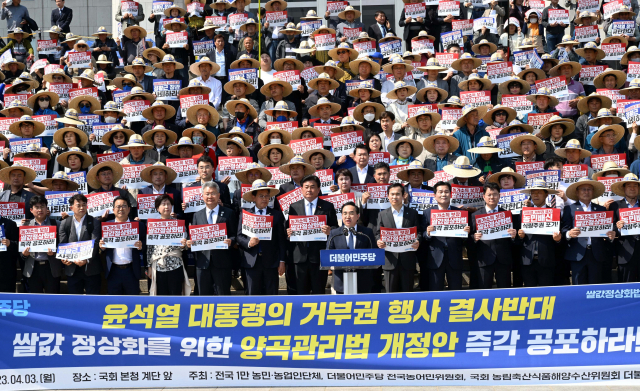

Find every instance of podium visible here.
[320,249,385,294]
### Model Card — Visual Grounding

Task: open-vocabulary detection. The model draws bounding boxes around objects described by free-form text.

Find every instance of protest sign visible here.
[515,161,545,175]
[366,183,390,210]
[368,151,391,167]
[86,191,118,217]
[577,0,599,13]
[521,207,561,235]
[229,68,258,89]
[77,114,100,137]
[386,72,413,82]
[623,100,640,124]
[411,38,434,55]
[428,170,455,187]
[44,63,60,75]
[13,158,47,183]
[90,123,118,146]
[498,188,527,215]
[31,114,57,137]
[342,27,362,43]
[405,2,426,19]
[602,43,626,61]
[597,177,624,203]
[560,164,590,187]
[327,1,348,16]
[320,192,355,221]
[153,79,181,101]
[146,219,186,245]
[67,51,91,69]
[123,99,150,122]
[535,76,568,98]
[597,89,625,110]
[429,209,468,237]
[121,1,138,16]
[353,40,376,55]
[0,202,25,225]
[440,107,463,129]
[182,186,205,213]
[452,19,474,36]
[241,210,273,240]
[473,17,496,34]
[591,153,626,172]
[513,49,536,68]
[189,223,229,251]
[30,60,48,76]
[112,90,131,110]
[627,62,640,83]
[527,112,559,134]
[217,156,252,193]
[574,211,614,237]
[96,151,129,163]
[167,158,198,184]
[69,87,99,101]
[486,61,511,84]
[37,40,57,55]
[137,194,171,220]
[380,227,418,252]
[274,70,301,89]
[228,12,247,29]
[301,20,322,37]
[345,79,375,93]
[9,138,40,155]
[265,167,291,189]
[389,165,408,185]
[3,94,31,109]
[118,164,151,189]
[166,31,188,48]
[315,34,336,51]
[331,131,363,157]
[300,66,319,82]
[289,215,328,242]
[240,184,276,209]
[440,30,463,50]
[207,15,227,32]
[438,1,460,16]
[548,9,570,24]
[314,169,334,194]
[436,53,459,73]
[179,94,208,117]
[379,39,402,58]
[475,210,513,240]
[44,192,76,217]
[277,187,302,220]
[619,208,640,236]
[67,172,87,194]
[0,117,21,139]
[529,51,544,69]
[611,20,635,35]
[0,225,7,251]
[18,225,56,252]
[579,65,608,86]
[460,90,492,108]
[408,104,438,118]
[56,240,94,262]
[47,83,72,101]
[187,1,203,16]
[526,170,560,190]
[501,95,533,118]
[152,0,172,15]
[451,184,484,209]
[604,0,624,19]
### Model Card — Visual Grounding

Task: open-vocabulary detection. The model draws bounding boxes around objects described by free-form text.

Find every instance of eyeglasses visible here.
[255,194,271,199]
[114,205,128,210]
[337,50,349,55]
[38,97,51,102]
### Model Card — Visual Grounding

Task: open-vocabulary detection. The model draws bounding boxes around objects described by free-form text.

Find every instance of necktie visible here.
[257,210,263,253]
[208,209,214,224]
[348,232,354,250]
[380,24,386,36]
[308,202,313,216]
[548,195,556,208]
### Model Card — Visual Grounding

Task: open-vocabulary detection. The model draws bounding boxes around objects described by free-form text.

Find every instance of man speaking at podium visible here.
[327,201,376,294]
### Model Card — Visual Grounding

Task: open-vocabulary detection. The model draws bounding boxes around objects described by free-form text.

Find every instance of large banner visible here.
[3,284,640,388]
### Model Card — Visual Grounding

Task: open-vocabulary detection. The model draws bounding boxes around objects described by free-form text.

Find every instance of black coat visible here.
[375,206,422,270]
[286,198,338,264]
[612,200,640,265]
[190,205,236,269]
[51,6,73,33]
[422,206,466,270]
[348,165,374,185]
[59,215,102,276]
[519,205,561,268]
[237,206,286,269]
[469,206,516,267]
[561,202,612,263]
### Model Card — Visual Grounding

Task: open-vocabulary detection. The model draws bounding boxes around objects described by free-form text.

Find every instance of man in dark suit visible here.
[186,155,232,209]
[188,182,236,295]
[327,201,376,294]
[376,183,422,292]
[99,196,144,295]
[470,182,518,289]
[287,175,339,294]
[20,196,58,294]
[562,177,616,285]
[139,163,183,218]
[237,180,286,295]
[367,11,394,42]
[0,165,35,222]
[611,174,640,282]
[349,144,375,185]
[517,180,562,287]
[277,156,315,198]
[423,181,470,291]
[398,161,433,202]
[125,58,156,94]
[51,0,72,34]
[59,194,102,294]
[206,34,238,85]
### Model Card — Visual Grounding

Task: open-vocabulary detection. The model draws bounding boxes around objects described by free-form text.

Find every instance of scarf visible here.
[236,116,250,133]
[493,121,506,128]
[528,23,540,36]
[111,144,125,153]
[550,137,563,149]
[396,157,410,165]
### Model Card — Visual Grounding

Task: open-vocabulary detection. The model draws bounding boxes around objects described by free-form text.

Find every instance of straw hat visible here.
[443,156,482,178]
[69,95,101,113]
[590,124,625,149]
[566,177,606,200]
[13,143,51,160]
[291,127,323,140]
[258,127,292,146]
[120,134,154,151]
[555,139,592,159]
[224,78,255,95]
[541,53,559,66]
[349,55,381,75]
[258,143,295,166]
[348,85,382,99]
[142,125,178,146]
[437,95,463,109]
[242,179,280,202]
[423,131,459,155]
[239,18,259,33]
[517,67,546,81]
[260,79,294,98]
[459,73,494,93]
[225,98,258,120]
[575,41,606,61]
[279,155,315,176]
[42,68,71,84]
[353,101,386,122]
[40,171,80,191]
[141,100,177,121]
[611,173,640,197]
[307,72,340,91]
[274,56,305,72]
[218,127,253,147]
[314,60,345,80]
[123,25,147,39]
[330,116,365,133]
[483,105,517,125]
[526,87,560,107]
[154,54,184,70]
[386,80,418,100]
[302,148,336,168]
[407,106,441,129]
[53,127,88,149]
[143,47,166,62]
[549,59,582,78]
[456,104,489,128]
[471,39,497,54]
[555,35,579,47]
[518,38,537,49]
[61,32,79,44]
[451,53,482,71]
[300,9,322,20]
[416,82,448,103]
[500,119,534,135]
[1,99,32,116]
[382,56,414,74]
[163,5,187,17]
[338,5,361,19]
[211,0,231,9]
[520,178,559,195]
[9,115,45,137]
[577,92,613,114]
[378,31,401,43]
[539,115,576,138]
[186,104,219,127]
[265,0,288,12]
[102,125,135,147]
[56,147,93,169]
[140,162,178,185]
[183,124,217,146]
[620,78,640,96]
[2,57,25,71]
[45,25,63,35]
[218,136,250,156]
[236,162,273,185]
[574,10,597,25]
[199,18,221,32]
[6,27,32,40]
[592,161,630,179]
[594,68,627,89]
[55,109,84,126]
[498,76,531,95]
[488,167,526,188]
[611,4,636,19]
[417,57,447,72]
[468,136,503,154]
[87,160,125,189]
[264,101,298,119]
[329,42,359,62]
[92,25,112,36]
[396,160,435,182]
[112,73,142,90]
[388,136,424,158]
[122,86,155,103]
[292,39,315,54]
[621,45,640,65]
[0,163,36,185]
[189,56,220,76]
[95,54,112,65]
[510,134,546,156]
[307,97,341,118]
[164,17,188,31]
[230,54,260,69]
[124,57,152,73]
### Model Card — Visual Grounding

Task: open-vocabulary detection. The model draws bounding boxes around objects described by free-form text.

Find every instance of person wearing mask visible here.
[20,196,56,294]
[221,80,258,129]
[353,101,384,140]
[257,130,294,168]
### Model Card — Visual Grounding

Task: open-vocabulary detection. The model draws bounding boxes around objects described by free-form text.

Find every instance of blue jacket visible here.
[390,155,417,166]
[452,123,489,165]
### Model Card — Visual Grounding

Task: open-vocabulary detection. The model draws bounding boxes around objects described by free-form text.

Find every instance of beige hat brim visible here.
[242,187,280,202]
[592,167,631,179]
[314,65,345,80]
[611,179,640,197]
[499,123,534,135]
[224,79,256,96]
[260,80,294,98]
[554,145,592,159]
[498,78,531,95]
[517,68,546,81]
[257,128,292,146]
[0,166,36,185]
[590,124,625,149]
[471,41,498,54]
[186,104,220,127]
[549,62,582,78]
[520,186,559,195]
[123,26,148,39]
[122,91,155,103]
[258,143,295,166]
[142,103,177,121]
[40,177,80,191]
[140,165,178,184]
[43,73,72,84]
[230,57,260,69]
[27,91,60,108]
[291,127,323,140]
[124,63,153,73]
[459,78,493,91]
[0,106,33,116]
[594,69,627,88]
[577,95,613,114]
[566,179,606,200]
[451,57,482,72]
[510,134,546,155]
[483,106,517,125]
[69,95,101,113]
[53,127,89,149]
[349,58,381,76]
[302,148,336,168]
[9,119,45,137]
[407,111,441,129]
[348,87,382,99]
[382,62,414,74]
[575,47,606,61]
[102,127,135,147]
[236,166,273,184]
[456,105,489,128]
[189,60,221,76]
[274,58,305,72]
[388,138,424,158]
[330,123,365,133]
[416,87,448,103]
[422,133,459,155]
[87,161,124,189]
[142,127,179,146]
[328,47,359,61]
[539,120,576,138]
[307,102,340,118]
[217,138,250,156]
[386,85,418,100]
[113,77,142,90]
[153,59,185,70]
[225,99,259,120]
[279,160,315,176]
[488,171,526,188]
[353,102,386,122]
[467,146,503,154]
[143,48,166,61]
[396,166,434,182]
[183,127,217,145]
[218,131,253,147]
[443,164,481,178]
[526,93,560,107]
[56,150,93,169]
[307,77,340,91]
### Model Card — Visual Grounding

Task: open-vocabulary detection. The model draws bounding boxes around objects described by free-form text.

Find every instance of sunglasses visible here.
[122,82,134,87]
[495,112,507,116]
[79,103,92,108]
[337,50,349,55]
[38,97,51,102]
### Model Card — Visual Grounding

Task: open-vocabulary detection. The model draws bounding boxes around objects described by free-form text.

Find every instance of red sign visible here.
[590,153,626,171]
[189,223,228,251]
[289,137,324,155]
[574,211,614,237]
[475,210,514,240]
[86,191,119,217]
[277,187,303,219]
[167,158,198,183]
[515,161,545,175]
[96,151,129,163]
[182,186,205,213]
[101,221,139,248]
[369,151,391,167]
[330,130,363,157]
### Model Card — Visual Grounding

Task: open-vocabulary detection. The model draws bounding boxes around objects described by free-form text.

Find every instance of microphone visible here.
[328,226,350,248]
[349,227,372,248]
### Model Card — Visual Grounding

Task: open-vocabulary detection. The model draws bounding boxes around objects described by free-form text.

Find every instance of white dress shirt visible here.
[196,75,222,110]
[382,132,395,152]
[113,219,133,265]
[152,185,165,194]
[345,224,358,248]
[73,214,86,239]
[356,165,368,184]
[214,48,226,77]
[304,198,317,215]
[392,206,404,229]
[205,205,220,224]
[485,205,498,214]
[566,201,592,245]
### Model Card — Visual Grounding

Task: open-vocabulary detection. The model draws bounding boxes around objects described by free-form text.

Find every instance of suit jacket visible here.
[287,198,339,264]
[59,215,102,276]
[206,46,237,81]
[103,219,144,280]
[22,218,58,278]
[237,206,286,269]
[381,132,402,152]
[367,23,394,42]
[375,206,422,270]
[519,206,560,268]
[469,206,515,267]
[422,206,465,270]
[0,189,34,219]
[612,200,639,265]
[328,225,375,251]
[137,74,156,94]
[51,6,73,33]
[0,217,19,276]
[561,202,612,262]
[190,205,236,269]
[349,165,374,185]
[140,184,183,218]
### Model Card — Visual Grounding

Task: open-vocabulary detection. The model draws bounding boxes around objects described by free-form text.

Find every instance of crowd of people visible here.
[0,0,637,297]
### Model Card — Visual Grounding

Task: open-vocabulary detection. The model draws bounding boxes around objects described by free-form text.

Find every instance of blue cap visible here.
[370,52,383,59]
